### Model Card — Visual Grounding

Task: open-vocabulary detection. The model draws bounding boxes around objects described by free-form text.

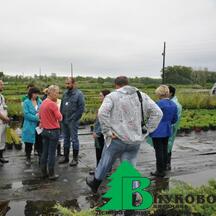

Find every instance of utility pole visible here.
[71,63,73,77]
[162,41,166,84]
[39,67,42,76]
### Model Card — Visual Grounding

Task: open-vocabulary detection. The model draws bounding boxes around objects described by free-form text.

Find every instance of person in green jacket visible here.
[167,85,182,170]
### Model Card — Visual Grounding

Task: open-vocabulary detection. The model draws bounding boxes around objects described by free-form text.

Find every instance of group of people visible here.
[86,76,182,193]
[21,77,85,179]
[0,76,182,193]
[0,78,85,180]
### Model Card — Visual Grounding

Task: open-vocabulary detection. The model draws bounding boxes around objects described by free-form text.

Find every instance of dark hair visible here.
[168,85,176,97]
[28,87,40,99]
[101,89,110,97]
[67,77,75,84]
[27,83,35,89]
[114,76,129,87]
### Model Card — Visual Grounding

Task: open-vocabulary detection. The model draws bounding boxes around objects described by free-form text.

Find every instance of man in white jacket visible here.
[86,76,163,193]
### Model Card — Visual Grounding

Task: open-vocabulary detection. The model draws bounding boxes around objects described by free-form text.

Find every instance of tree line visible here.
[163,65,216,86]
[1,65,216,87]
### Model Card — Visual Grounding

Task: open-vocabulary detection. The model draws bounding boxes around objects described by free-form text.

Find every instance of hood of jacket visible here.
[116,85,138,95]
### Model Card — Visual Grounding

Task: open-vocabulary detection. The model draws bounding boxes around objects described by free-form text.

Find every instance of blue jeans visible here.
[62,121,80,151]
[95,138,140,181]
[40,129,60,169]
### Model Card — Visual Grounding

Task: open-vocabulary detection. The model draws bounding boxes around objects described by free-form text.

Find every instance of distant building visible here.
[210,83,216,95]
[51,73,57,77]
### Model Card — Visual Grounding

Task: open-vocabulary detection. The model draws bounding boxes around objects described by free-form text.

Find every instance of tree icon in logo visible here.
[99,161,153,211]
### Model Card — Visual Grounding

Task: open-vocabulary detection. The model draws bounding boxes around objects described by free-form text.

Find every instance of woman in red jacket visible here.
[39,85,62,180]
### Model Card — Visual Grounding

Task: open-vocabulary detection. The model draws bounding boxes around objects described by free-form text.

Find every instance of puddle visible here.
[0,184,12,190]
[12,182,23,190]
[0,129,216,214]
[22,179,43,186]
[174,168,216,186]
[23,169,33,173]
[3,199,81,216]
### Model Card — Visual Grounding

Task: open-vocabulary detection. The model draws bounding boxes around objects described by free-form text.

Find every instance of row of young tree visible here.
[163,65,216,86]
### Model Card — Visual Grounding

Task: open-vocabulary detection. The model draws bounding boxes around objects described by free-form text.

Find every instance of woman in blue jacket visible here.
[22,87,41,165]
[150,85,178,177]
[89,89,110,175]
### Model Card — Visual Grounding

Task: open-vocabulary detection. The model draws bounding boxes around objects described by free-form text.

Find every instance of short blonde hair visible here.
[155,85,169,98]
[47,85,60,95]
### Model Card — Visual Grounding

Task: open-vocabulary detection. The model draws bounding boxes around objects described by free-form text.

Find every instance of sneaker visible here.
[89,170,95,175]
[0,158,9,163]
[25,158,31,166]
[58,157,69,164]
[69,158,78,167]
[48,168,59,180]
[48,174,59,180]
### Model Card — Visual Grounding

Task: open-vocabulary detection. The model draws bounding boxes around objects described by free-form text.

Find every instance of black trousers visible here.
[25,143,33,159]
[95,135,105,165]
[167,152,172,165]
[152,137,169,173]
[34,133,43,157]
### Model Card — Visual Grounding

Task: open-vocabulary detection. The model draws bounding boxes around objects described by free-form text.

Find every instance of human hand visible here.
[112,133,117,139]
[3,117,10,124]
[92,132,97,139]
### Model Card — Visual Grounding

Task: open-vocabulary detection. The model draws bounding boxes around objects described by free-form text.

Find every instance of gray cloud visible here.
[0,0,215,77]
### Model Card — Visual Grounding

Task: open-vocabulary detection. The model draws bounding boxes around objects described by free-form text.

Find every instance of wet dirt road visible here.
[0,127,216,215]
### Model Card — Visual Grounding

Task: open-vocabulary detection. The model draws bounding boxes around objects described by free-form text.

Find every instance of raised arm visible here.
[142,94,163,133]
[23,101,39,122]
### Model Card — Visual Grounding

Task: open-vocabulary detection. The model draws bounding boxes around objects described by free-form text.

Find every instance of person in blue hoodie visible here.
[150,85,178,177]
[22,87,42,166]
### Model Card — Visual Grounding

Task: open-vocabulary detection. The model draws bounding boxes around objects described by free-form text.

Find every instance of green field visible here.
[2,76,216,131]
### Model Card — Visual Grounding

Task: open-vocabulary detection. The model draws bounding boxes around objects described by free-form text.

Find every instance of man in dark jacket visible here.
[59,77,85,166]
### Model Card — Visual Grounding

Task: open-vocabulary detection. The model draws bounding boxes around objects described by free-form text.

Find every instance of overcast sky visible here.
[0,0,215,77]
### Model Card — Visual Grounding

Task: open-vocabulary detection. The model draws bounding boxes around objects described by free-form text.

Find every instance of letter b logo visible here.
[122,177,153,210]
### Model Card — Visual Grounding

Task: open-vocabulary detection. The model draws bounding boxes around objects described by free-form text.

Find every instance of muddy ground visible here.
[0,127,216,215]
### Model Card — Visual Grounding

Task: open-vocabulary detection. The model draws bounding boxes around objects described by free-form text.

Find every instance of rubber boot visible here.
[25,143,32,166]
[86,176,102,193]
[0,150,9,163]
[48,168,59,180]
[70,149,79,167]
[58,148,69,164]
